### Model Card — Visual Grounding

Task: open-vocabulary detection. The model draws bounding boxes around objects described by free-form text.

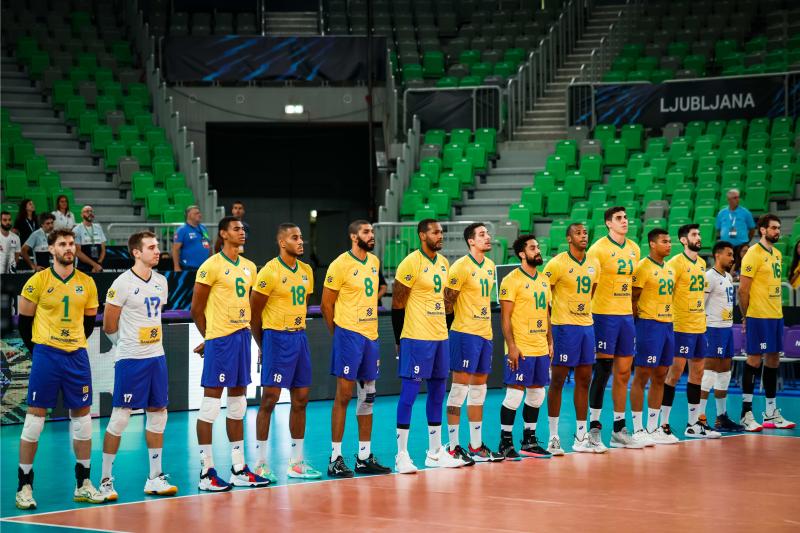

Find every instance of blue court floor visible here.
[2,385,799,531]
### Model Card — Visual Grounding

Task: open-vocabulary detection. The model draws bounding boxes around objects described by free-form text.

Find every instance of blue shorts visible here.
[398,338,449,380]
[330,326,380,381]
[745,317,784,355]
[552,325,596,367]
[449,330,493,374]
[634,319,675,368]
[504,355,551,387]
[262,329,312,389]
[27,344,92,409]
[201,328,252,388]
[593,314,635,356]
[674,331,707,359]
[113,356,168,408]
[706,327,734,359]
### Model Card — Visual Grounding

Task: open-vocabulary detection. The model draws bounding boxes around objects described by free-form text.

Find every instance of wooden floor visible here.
[7,435,800,533]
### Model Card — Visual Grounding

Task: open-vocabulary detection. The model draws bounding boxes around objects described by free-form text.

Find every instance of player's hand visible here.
[548,342,554,360]
[507,345,522,371]
[741,318,746,334]
[91,263,103,273]
[34,265,45,271]
[193,342,205,357]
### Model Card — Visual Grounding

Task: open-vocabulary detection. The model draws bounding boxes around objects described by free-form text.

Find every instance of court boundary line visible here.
[0,519,132,532]
[6,430,798,525]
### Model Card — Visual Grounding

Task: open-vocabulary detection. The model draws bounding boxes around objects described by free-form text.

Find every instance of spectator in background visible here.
[12,198,38,245]
[172,205,211,271]
[789,240,800,289]
[716,189,755,248]
[231,201,250,240]
[731,243,750,282]
[73,205,106,273]
[0,210,22,273]
[52,194,76,231]
[21,213,55,271]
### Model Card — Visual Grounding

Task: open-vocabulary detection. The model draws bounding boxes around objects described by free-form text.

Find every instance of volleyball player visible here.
[444,222,503,463]
[392,219,463,473]
[99,231,177,501]
[192,217,267,491]
[16,229,103,509]
[321,220,391,477]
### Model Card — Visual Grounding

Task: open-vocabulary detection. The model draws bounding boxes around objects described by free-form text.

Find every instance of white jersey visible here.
[0,231,21,273]
[705,267,734,328]
[105,269,168,360]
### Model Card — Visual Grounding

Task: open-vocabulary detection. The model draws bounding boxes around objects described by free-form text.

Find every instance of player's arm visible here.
[377,270,387,302]
[631,286,642,318]
[171,241,182,271]
[738,275,752,323]
[20,244,39,271]
[391,282,411,345]
[18,296,37,352]
[249,291,268,349]
[103,303,122,338]
[443,287,459,328]
[320,287,338,334]
[500,299,521,370]
[190,282,210,353]
[546,306,554,359]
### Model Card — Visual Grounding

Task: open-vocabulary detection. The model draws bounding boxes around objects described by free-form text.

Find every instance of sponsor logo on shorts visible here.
[83,385,89,393]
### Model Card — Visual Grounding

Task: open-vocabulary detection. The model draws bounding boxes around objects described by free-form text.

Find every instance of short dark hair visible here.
[47,229,74,246]
[604,206,626,223]
[276,222,299,240]
[513,234,536,258]
[648,228,669,243]
[39,212,55,224]
[348,219,371,236]
[757,213,780,230]
[1,210,10,218]
[712,240,734,256]
[678,223,700,240]
[566,222,585,238]
[463,222,486,244]
[232,200,244,207]
[128,231,157,254]
[218,216,241,236]
[417,218,438,236]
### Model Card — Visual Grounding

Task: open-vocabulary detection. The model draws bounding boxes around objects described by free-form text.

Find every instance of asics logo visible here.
[152,454,159,459]
[360,446,366,450]
[429,430,435,435]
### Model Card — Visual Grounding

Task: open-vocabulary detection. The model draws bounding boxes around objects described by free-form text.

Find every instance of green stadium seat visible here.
[152,144,173,161]
[459,50,481,66]
[383,240,409,270]
[668,138,689,162]
[471,63,493,78]
[402,64,423,83]
[52,80,74,109]
[605,139,627,166]
[95,95,117,119]
[547,187,570,216]
[545,155,567,181]
[131,171,155,201]
[400,190,424,219]
[410,172,432,194]
[493,61,516,77]
[450,128,472,145]
[474,128,497,156]
[571,202,590,221]
[674,154,696,178]
[13,140,35,166]
[424,130,446,147]
[594,124,615,146]
[580,154,603,183]
[508,204,532,232]
[3,169,27,199]
[649,156,669,179]
[414,204,438,221]
[428,189,451,217]
[620,124,643,151]
[130,142,151,168]
[65,95,87,121]
[616,185,636,204]
[25,155,48,182]
[555,140,577,168]
[607,170,627,192]
[564,171,586,199]
[119,125,140,148]
[49,188,75,211]
[145,189,169,218]
[78,110,99,137]
[104,141,126,169]
[770,165,794,195]
[642,188,663,207]
[151,156,175,183]
[626,70,651,82]
[533,172,556,195]
[452,159,475,187]
[549,220,571,243]
[465,143,488,170]
[744,184,768,213]
[438,173,461,201]
[161,205,184,223]
[588,186,608,208]
[665,170,685,191]
[520,188,545,216]
[420,158,442,181]
[37,170,61,192]
[442,143,464,169]
[634,170,655,195]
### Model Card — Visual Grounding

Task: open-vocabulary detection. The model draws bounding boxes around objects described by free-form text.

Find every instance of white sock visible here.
[256,440,267,463]
[331,441,342,462]
[230,440,244,470]
[765,397,777,415]
[469,421,482,449]
[397,428,409,453]
[501,424,514,433]
[548,416,559,439]
[447,424,459,450]
[590,408,602,422]
[358,441,370,461]
[632,411,643,432]
[101,453,115,480]
[290,438,304,462]
[523,421,536,431]
[742,393,753,403]
[575,420,587,440]
[148,448,162,479]
[428,425,442,451]
[199,444,213,472]
[716,397,727,416]
[20,463,33,475]
[647,408,660,432]
[613,411,624,426]
[77,458,90,468]
[660,405,672,425]
[688,403,699,425]
[699,398,708,416]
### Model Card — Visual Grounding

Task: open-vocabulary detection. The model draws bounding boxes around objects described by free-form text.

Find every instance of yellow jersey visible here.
[740,243,783,319]
[544,251,599,326]
[448,253,495,340]
[395,250,450,341]
[499,267,551,356]
[254,256,314,331]
[587,236,640,315]
[21,267,99,350]
[195,252,257,340]
[323,250,380,340]
[667,252,707,333]
[633,257,675,322]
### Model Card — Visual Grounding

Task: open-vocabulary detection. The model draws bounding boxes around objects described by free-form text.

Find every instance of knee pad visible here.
[716,371,732,391]
[524,387,545,408]
[145,409,168,434]
[446,382,469,408]
[701,370,716,392]
[105,408,131,437]
[502,387,524,410]
[198,396,221,423]
[70,414,92,441]
[21,413,44,443]
[356,380,377,416]
[467,383,487,406]
[226,395,247,420]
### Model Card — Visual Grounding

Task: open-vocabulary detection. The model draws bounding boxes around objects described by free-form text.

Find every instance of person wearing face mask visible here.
[73,206,106,273]
[0,210,22,273]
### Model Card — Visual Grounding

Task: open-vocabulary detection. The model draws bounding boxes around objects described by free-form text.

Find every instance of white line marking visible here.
[0,518,132,532]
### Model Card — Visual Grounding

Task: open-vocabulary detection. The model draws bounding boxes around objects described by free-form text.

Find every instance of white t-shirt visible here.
[0,231,21,273]
[705,267,734,328]
[73,222,106,245]
[52,210,76,231]
[105,269,169,360]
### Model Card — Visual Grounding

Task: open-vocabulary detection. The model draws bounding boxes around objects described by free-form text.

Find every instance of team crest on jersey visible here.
[434,302,442,311]
[630,251,636,257]
[199,270,207,278]
[500,288,508,296]
[107,288,116,300]
[405,274,412,281]
[366,307,373,317]
[440,266,446,272]
[372,267,377,274]
[302,274,308,281]
[541,282,547,288]
[545,271,552,276]
[243,268,251,277]
[587,266,595,274]
[327,275,334,283]
[47,287,55,293]
[25,285,34,293]
[450,277,458,285]
[487,270,493,276]
[154,284,163,292]
[259,280,267,289]
[75,285,84,294]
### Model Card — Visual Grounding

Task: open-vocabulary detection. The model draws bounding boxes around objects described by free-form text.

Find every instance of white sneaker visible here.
[587,427,608,453]
[649,426,679,445]
[15,484,36,510]
[762,409,797,429]
[572,435,596,453]
[144,473,178,495]
[697,422,721,439]
[395,450,418,474]
[685,423,717,439]
[632,429,655,447]
[740,411,763,432]
[73,479,106,504]
[547,436,565,456]
[424,446,464,468]
[99,477,118,501]
[610,428,645,449]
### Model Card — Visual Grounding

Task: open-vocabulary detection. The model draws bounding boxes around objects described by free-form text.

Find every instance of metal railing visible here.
[402,85,504,135]
[107,222,183,251]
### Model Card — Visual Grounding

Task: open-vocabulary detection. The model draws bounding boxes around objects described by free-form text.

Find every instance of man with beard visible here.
[21,213,55,271]
[0,210,21,273]
[661,224,720,439]
[251,223,321,480]
[192,217,267,491]
[498,235,552,460]
[586,207,642,450]
[444,223,503,464]
[98,231,177,500]
[16,230,103,510]
[321,220,391,477]
[73,206,106,273]
[392,219,463,473]
[544,223,604,455]
[738,214,795,430]
[701,241,745,433]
